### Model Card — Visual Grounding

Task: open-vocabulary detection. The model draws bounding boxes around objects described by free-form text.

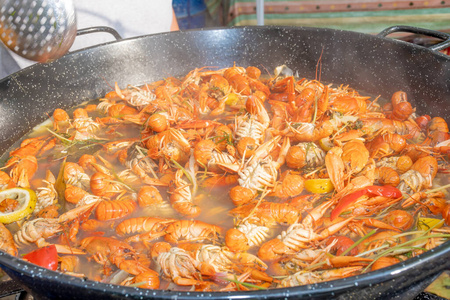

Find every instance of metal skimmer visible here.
[0,0,76,62]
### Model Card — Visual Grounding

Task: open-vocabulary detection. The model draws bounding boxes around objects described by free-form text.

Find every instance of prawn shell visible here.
[286,145,306,169]
[78,154,97,171]
[137,186,164,207]
[341,140,369,174]
[225,228,250,252]
[375,167,400,187]
[246,66,261,79]
[65,184,89,204]
[194,140,215,167]
[95,198,137,221]
[371,257,400,271]
[384,210,414,230]
[443,204,450,226]
[272,172,304,198]
[236,137,257,159]
[147,114,168,133]
[396,156,413,173]
[229,186,256,206]
[212,125,233,151]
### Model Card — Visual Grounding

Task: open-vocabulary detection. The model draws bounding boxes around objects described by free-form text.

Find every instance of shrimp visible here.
[137,186,164,207]
[14,218,62,247]
[229,202,300,227]
[80,236,150,276]
[0,223,17,256]
[194,139,236,172]
[123,270,160,289]
[35,170,57,213]
[169,170,200,218]
[116,217,176,243]
[164,220,222,244]
[366,133,406,158]
[52,108,70,131]
[95,198,137,221]
[375,166,400,187]
[90,172,129,198]
[278,267,362,287]
[325,147,346,192]
[14,203,97,247]
[341,140,369,174]
[286,142,326,170]
[225,221,271,252]
[9,136,55,159]
[8,156,38,188]
[397,155,438,194]
[59,255,80,273]
[156,246,214,286]
[389,91,414,121]
[287,120,334,143]
[64,162,90,190]
[258,211,354,260]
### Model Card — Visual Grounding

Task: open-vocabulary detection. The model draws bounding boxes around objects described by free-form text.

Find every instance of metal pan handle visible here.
[65,26,122,54]
[76,26,123,41]
[378,25,450,51]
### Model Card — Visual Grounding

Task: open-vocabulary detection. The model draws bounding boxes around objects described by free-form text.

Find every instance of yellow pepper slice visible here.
[304,179,334,194]
[0,188,37,224]
[417,217,444,231]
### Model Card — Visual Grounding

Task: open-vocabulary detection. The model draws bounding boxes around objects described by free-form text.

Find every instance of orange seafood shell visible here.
[65,184,89,204]
[341,140,369,173]
[396,155,413,173]
[194,139,216,167]
[443,204,450,226]
[225,228,250,252]
[286,145,306,169]
[384,210,414,230]
[236,137,257,159]
[147,114,168,133]
[246,66,261,79]
[229,186,256,206]
[138,186,164,207]
[212,125,233,151]
[271,172,304,198]
[246,95,262,114]
[78,154,97,171]
[90,172,114,197]
[371,257,401,271]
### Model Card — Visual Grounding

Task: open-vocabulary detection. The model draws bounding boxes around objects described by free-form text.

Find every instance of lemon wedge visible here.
[225,93,239,106]
[318,137,333,152]
[304,179,334,194]
[417,217,443,231]
[0,188,37,224]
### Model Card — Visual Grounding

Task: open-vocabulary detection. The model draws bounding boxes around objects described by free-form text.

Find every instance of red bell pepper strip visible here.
[330,185,402,221]
[23,244,58,271]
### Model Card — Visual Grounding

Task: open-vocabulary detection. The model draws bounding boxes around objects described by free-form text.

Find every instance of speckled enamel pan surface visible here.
[0,26,449,299]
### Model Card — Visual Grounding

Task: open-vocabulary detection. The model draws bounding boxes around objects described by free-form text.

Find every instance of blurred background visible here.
[173,0,450,55]
[174,0,450,34]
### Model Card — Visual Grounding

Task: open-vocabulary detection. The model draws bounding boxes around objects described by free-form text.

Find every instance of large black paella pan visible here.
[0,25,449,299]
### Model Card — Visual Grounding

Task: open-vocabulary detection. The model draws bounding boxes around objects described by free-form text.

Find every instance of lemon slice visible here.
[417,217,443,231]
[0,188,37,224]
[318,137,333,152]
[225,93,239,106]
[304,179,334,194]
